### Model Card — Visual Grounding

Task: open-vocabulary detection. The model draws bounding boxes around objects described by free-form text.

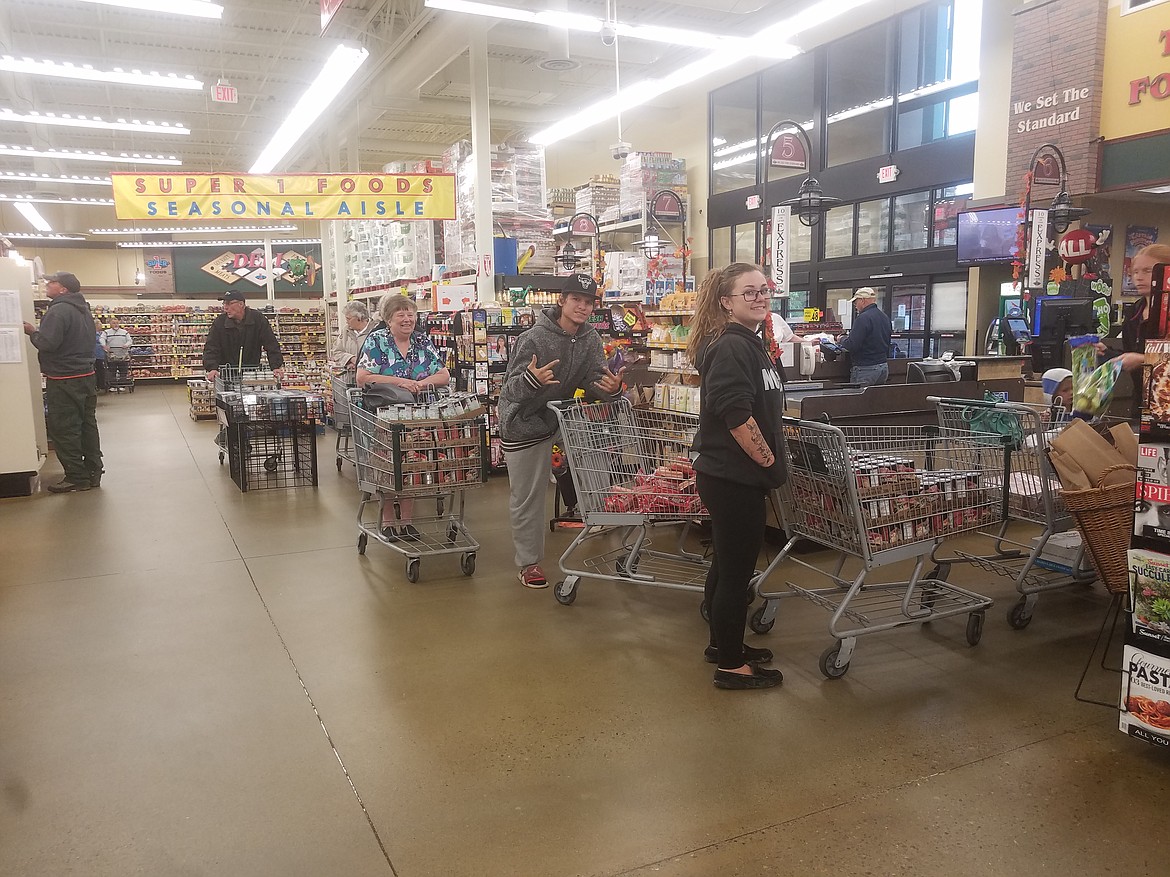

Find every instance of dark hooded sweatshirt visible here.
[691,322,788,489]
[202,307,284,373]
[29,291,97,378]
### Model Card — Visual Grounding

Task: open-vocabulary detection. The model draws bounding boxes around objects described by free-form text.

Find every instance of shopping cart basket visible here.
[929,397,1099,629]
[751,419,1003,678]
[350,393,488,582]
[331,373,358,472]
[546,398,712,607]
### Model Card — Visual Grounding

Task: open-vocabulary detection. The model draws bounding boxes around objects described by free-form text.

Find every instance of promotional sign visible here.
[1124,225,1160,292]
[770,205,789,295]
[111,173,456,222]
[171,244,324,294]
[1027,209,1049,290]
[769,133,806,169]
[143,249,175,295]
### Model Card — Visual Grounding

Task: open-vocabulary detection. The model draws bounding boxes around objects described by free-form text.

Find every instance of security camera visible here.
[600,21,617,46]
[610,140,632,160]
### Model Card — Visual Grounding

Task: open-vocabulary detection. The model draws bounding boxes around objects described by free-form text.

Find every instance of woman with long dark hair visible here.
[688,263,788,690]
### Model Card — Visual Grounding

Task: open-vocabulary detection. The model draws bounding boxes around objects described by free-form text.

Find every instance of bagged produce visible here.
[1069,334,1123,418]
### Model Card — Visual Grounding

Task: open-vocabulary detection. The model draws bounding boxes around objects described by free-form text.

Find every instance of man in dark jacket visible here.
[22,271,103,492]
[838,287,893,387]
[202,289,285,383]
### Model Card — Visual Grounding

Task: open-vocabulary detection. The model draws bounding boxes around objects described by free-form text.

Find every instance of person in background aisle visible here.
[22,271,103,493]
[330,300,374,372]
[837,287,892,387]
[498,273,626,589]
[202,289,285,384]
[688,263,787,690]
[356,294,450,542]
[101,317,133,385]
[93,323,108,393]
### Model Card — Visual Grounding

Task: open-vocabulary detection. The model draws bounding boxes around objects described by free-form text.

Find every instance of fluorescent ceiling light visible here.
[0,108,189,135]
[0,171,112,186]
[0,145,181,165]
[250,45,369,174]
[74,0,223,18]
[1,194,115,205]
[118,239,323,248]
[0,56,202,90]
[0,232,86,241]
[423,0,797,57]
[14,201,53,232]
[531,0,875,146]
[1138,185,1170,194]
[91,226,301,237]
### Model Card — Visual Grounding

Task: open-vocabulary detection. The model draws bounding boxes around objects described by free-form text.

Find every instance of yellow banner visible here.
[110,173,456,221]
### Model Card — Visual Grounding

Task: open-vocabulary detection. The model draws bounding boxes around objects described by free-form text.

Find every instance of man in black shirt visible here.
[839,287,892,387]
[202,289,285,383]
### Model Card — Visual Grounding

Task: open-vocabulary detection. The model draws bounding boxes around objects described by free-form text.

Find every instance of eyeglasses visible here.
[731,288,772,302]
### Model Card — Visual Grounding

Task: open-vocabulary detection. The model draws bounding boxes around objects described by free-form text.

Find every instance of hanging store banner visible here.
[110,173,457,222]
[770,205,789,295]
[1027,209,1049,291]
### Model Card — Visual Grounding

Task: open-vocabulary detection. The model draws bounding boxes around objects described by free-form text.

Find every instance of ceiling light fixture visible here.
[250,45,369,174]
[117,239,323,248]
[0,232,86,241]
[0,194,115,205]
[531,0,877,147]
[90,225,300,235]
[0,145,181,165]
[0,56,202,90]
[0,108,190,135]
[0,171,112,186]
[74,0,224,18]
[14,201,53,232]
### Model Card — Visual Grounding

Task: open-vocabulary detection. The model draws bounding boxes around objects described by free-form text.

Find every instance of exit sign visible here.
[213,82,238,103]
[877,164,900,184]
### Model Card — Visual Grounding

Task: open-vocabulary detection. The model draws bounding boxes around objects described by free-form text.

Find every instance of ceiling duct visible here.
[538,26,580,71]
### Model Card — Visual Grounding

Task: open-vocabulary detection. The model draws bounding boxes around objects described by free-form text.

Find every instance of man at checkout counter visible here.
[837,287,893,387]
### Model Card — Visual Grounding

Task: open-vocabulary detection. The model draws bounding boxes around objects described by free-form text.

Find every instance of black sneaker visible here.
[704,644,773,664]
[89,470,104,488]
[47,480,91,493]
[713,666,784,690]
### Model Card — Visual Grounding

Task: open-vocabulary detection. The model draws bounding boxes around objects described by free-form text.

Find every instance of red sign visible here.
[213,83,237,104]
[769,133,807,169]
[321,0,346,33]
[1032,153,1062,185]
[877,164,900,184]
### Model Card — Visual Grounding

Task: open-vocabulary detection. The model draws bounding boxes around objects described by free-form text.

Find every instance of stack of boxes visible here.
[619,152,688,217]
[574,175,620,218]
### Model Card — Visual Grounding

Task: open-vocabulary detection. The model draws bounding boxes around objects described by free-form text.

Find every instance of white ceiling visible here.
[0,0,791,238]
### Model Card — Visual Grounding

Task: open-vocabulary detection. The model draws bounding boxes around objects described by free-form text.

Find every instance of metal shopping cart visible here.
[750,420,1003,678]
[546,398,711,607]
[330,372,358,472]
[928,397,1099,630]
[350,393,487,582]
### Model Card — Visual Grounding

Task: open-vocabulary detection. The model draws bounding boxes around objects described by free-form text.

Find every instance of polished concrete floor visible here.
[1,385,1165,876]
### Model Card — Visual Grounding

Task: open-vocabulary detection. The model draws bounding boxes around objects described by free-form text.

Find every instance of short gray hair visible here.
[379,293,417,324]
[342,300,370,321]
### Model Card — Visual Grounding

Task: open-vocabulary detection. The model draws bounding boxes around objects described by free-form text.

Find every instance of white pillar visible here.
[469,34,495,303]
[264,236,275,301]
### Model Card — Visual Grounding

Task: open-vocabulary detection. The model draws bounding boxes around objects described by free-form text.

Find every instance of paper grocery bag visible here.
[1048,447,1092,490]
[1108,422,1139,466]
[1049,419,1128,485]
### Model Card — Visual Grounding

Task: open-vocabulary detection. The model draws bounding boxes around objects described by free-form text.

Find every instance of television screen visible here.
[955,207,1021,265]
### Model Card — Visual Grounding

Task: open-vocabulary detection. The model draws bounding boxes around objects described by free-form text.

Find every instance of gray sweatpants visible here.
[505,437,553,568]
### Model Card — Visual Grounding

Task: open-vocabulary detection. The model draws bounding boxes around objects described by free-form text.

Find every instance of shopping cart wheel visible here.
[357,533,368,555]
[406,558,421,583]
[749,604,776,635]
[336,456,344,472]
[218,451,225,465]
[966,611,985,646]
[460,553,476,576]
[819,644,850,679]
[1008,599,1034,630]
[554,576,579,605]
[436,497,445,517]
[263,455,279,472]
[699,600,710,623]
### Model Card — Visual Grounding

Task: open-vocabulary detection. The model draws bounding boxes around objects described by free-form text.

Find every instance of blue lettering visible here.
[211,200,221,216]
[231,201,246,215]
[414,200,424,216]
[146,201,157,216]
[304,202,313,216]
[257,201,271,216]
[187,202,202,216]
[375,201,386,216]
[280,201,294,216]
[167,201,178,216]
[360,201,367,215]
[337,202,351,215]
[395,201,405,216]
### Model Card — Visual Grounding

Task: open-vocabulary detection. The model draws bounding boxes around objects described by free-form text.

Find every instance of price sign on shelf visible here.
[803,308,823,323]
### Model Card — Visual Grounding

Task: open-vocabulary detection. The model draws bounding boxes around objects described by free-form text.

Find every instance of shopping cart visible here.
[751,420,1002,678]
[350,393,487,582]
[330,372,358,472]
[928,397,1098,630]
[546,398,711,607]
[214,367,280,466]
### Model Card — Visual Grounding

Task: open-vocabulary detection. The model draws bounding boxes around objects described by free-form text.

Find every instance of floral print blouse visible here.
[357,329,445,380]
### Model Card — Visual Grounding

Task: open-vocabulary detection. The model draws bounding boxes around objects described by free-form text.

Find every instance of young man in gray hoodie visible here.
[498,274,625,588]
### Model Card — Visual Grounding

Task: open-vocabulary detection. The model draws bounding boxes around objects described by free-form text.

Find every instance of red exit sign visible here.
[213,83,238,104]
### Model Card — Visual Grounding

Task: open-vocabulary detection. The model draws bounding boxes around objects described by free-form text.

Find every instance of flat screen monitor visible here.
[906,362,957,383]
[1034,297,1095,342]
[1005,317,1030,340]
[955,207,1021,265]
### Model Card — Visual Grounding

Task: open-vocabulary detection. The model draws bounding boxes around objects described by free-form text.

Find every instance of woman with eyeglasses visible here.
[688,263,788,690]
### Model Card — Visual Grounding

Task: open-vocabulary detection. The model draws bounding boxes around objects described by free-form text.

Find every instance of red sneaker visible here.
[518,564,548,589]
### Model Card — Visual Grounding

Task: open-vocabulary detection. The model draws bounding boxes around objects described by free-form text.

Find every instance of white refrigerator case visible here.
[0,256,47,479]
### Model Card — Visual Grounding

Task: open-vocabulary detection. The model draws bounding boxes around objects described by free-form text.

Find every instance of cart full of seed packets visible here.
[750,419,1005,678]
[351,391,488,582]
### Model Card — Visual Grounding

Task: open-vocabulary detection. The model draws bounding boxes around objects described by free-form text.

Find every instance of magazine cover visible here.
[1120,645,1170,747]
[1135,445,1170,541]
[1129,549,1170,646]
[1141,340,1170,436]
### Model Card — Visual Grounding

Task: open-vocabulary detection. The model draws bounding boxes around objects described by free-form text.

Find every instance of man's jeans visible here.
[44,375,102,485]
[850,363,889,387]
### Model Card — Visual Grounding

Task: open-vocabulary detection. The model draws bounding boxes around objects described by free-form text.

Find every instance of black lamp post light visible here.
[555,212,600,271]
[1026,142,1090,234]
[758,118,839,236]
[633,189,687,261]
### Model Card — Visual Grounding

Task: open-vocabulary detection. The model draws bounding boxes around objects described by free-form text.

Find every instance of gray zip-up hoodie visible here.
[29,291,97,378]
[498,306,615,451]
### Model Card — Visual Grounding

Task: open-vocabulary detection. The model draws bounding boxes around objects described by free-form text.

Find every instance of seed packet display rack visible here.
[351,392,489,582]
[751,420,1003,678]
[546,398,712,606]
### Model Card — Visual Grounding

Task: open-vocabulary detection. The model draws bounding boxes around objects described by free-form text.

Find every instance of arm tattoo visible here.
[731,417,775,468]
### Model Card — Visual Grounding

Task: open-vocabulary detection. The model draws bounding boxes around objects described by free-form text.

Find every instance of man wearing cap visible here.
[202,289,285,384]
[498,273,626,589]
[22,272,104,492]
[838,287,893,387]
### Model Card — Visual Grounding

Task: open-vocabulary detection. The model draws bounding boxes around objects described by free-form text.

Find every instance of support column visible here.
[469,34,495,303]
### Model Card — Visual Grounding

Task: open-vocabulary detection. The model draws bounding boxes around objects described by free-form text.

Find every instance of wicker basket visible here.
[1060,469,1136,595]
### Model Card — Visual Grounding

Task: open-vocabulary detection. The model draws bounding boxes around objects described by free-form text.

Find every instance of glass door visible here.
[889,282,927,358]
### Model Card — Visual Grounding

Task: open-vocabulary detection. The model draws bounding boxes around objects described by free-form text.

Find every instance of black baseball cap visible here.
[219,289,246,303]
[44,271,81,293]
[563,273,599,300]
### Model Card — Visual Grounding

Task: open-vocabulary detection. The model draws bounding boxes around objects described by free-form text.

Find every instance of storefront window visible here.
[825,287,857,328]
[790,220,812,263]
[711,77,759,195]
[710,226,732,271]
[733,223,758,263]
[932,183,972,246]
[781,291,810,320]
[893,191,931,251]
[857,199,890,255]
[760,54,816,185]
[826,23,894,166]
[823,205,855,259]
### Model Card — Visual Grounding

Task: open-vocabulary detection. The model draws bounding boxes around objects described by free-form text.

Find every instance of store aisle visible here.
[1,385,1166,877]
